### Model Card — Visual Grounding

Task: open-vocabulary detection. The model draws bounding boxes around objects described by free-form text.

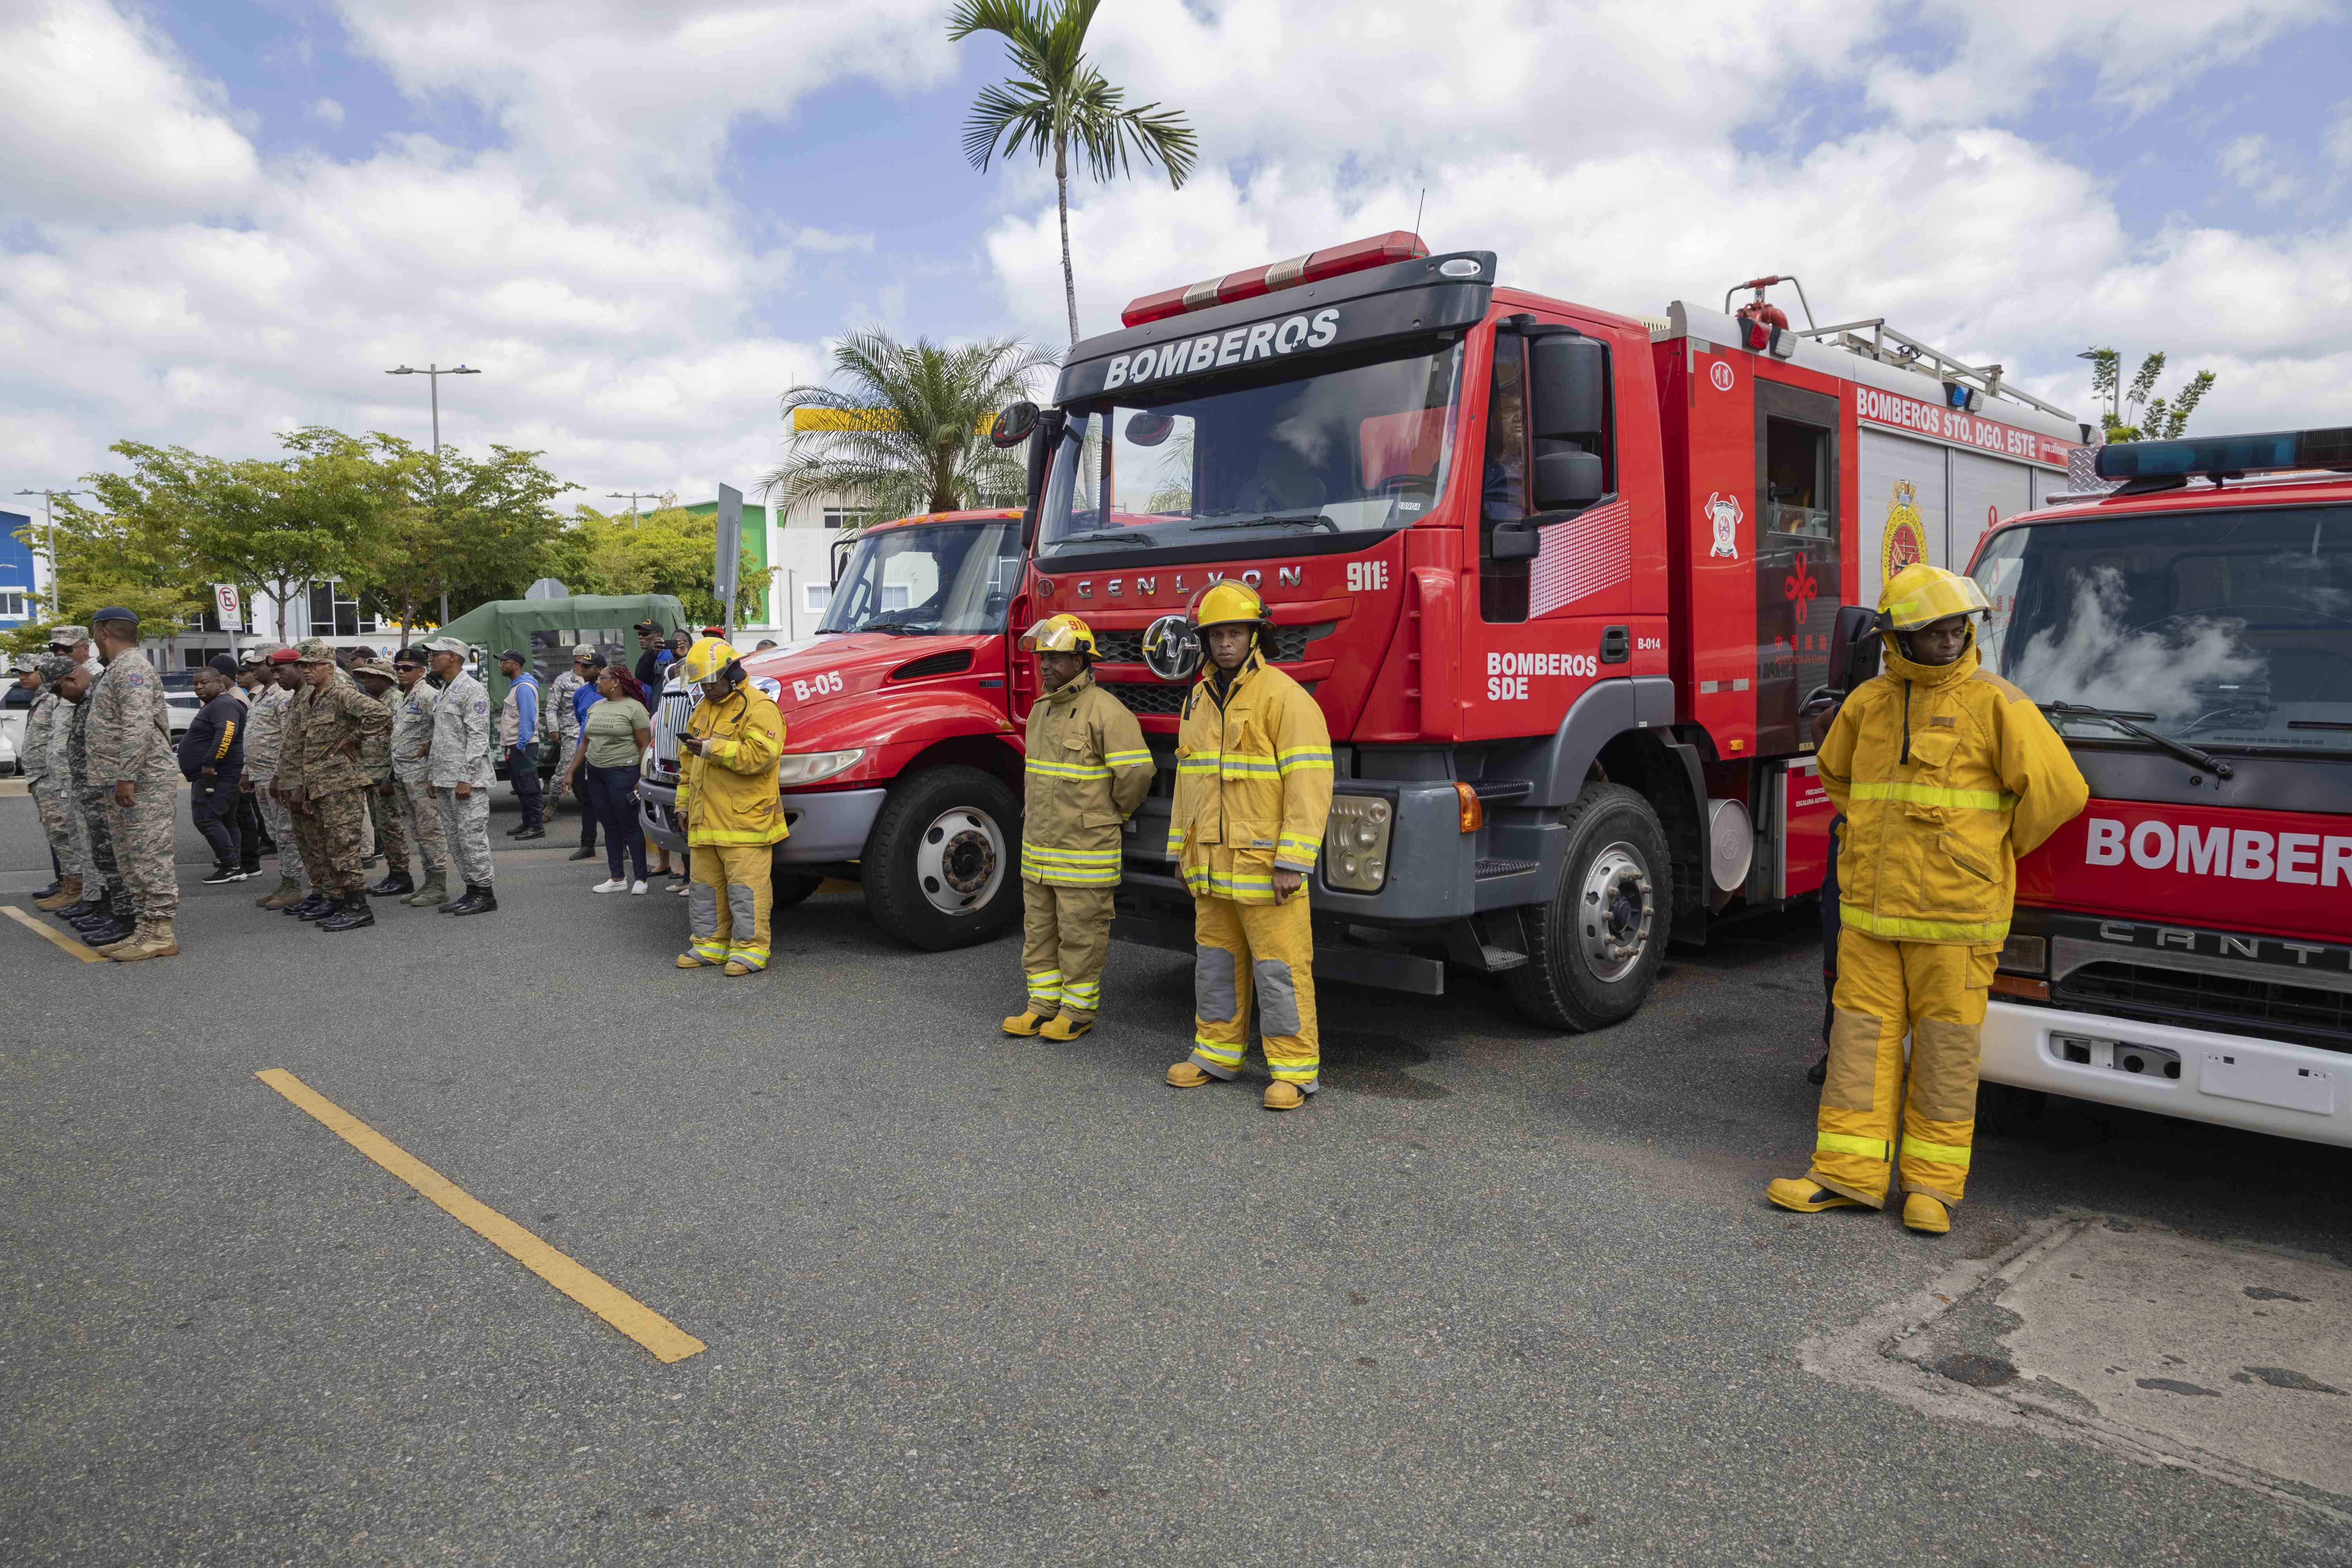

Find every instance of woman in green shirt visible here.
[564,667,654,892]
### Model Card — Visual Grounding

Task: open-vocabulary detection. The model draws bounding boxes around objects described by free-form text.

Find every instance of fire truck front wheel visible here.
[860,765,1021,951]
[1507,783,1673,1031]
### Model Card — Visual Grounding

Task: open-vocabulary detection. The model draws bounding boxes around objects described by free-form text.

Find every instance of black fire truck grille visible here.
[1102,682,1189,716]
[2055,961,2352,1054]
[1091,622,1330,665]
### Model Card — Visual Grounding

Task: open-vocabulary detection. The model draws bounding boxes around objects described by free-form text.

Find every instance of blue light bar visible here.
[2094,426,2352,480]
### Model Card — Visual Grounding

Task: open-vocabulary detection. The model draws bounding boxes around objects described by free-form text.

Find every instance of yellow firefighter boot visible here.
[724,960,754,977]
[1902,1194,1952,1235]
[1001,1010,1050,1037]
[105,919,178,962]
[1262,1081,1307,1111]
[1167,1061,1216,1088]
[676,951,714,969]
[34,876,82,911]
[1767,1177,1866,1213]
[1039,1014,1091,1041]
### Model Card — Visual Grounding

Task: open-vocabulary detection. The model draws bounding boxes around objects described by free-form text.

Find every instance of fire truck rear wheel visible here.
[771,870,824,910]
[861,765,1021,951]
[1506,783,1673,1032]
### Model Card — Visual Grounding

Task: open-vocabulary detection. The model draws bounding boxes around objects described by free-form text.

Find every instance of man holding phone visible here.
[1163,581,1334,1111]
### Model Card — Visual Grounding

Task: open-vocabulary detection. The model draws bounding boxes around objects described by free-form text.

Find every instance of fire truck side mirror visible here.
[1527,334,1606,442]
[1531,450,1605,513]
[1825,604,1884,693]
[990,401,1040,449]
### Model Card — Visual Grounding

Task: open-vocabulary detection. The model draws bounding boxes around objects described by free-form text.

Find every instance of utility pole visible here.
[607,491,661,528]
[14,487,86,618]
[386,362,481,625]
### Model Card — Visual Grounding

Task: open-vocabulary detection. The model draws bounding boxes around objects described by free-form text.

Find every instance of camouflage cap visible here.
[36,653,76,683]
[293,637,336,663]
[353,657,398,681]
[572,643,599,661]
[420,635,470,656]
[11,653,36,673]
[47,625,89,645]
[240,642,281,666]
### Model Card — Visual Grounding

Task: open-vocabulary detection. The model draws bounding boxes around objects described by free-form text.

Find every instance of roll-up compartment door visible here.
[1948,449,2034,573]
[1857,428,1947,605]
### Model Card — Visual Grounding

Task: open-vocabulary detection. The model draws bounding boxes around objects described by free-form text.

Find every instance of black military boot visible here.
[281,891,332,918]
[70,909,123,935]
[58,897,108,923]
[82,915,138,948]
[318,896,376,932]
[294,893,340,921]
[33,877,63,901]
[437,884,481,913]
[448,884,499,916]
[366,868,414,897]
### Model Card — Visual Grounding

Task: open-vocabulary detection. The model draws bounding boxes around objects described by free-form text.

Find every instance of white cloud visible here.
[306,97,346,127]
[2217,133,2301,205]
[2326,100,2352,167]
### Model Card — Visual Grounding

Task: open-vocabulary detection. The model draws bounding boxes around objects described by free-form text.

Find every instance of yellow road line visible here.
[254,1069,706,1363]
[3,904,104,962]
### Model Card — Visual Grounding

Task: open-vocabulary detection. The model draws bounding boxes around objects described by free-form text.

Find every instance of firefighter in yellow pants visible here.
[1164,582,1334,1111]
[672,636,790,976]
[1001,614,1154,1042]
[1768,565,2085,1233]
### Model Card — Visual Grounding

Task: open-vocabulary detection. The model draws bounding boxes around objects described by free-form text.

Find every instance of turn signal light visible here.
[1990,975,2049,1002]
[1454,782,1483,834]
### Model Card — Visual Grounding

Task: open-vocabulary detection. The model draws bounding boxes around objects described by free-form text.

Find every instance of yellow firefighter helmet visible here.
[1189,579,1271,635]
[1877,564,1990,632]
[677,635,741,686]
[1018,613,1098,657]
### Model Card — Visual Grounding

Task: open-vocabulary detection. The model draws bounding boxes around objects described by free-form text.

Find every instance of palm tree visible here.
[766,332,1056,523]
[949,0,1197,347]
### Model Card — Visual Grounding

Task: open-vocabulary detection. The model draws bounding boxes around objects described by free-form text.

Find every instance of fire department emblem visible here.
[1704,492,1742,559]
[1880,479,1927,592]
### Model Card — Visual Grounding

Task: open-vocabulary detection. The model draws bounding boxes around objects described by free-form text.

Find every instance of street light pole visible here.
[385,362,481,626]
[607,491,660,528]
[14,487,86,618]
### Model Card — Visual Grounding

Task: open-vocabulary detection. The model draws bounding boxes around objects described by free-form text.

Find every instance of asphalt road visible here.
[2,786,2348,1565]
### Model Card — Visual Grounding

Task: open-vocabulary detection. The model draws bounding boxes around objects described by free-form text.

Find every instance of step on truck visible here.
[1957,428,2352,1147]
[992,232,2090,1027]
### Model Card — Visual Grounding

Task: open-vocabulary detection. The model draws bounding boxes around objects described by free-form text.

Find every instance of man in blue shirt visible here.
[497,650,544,840]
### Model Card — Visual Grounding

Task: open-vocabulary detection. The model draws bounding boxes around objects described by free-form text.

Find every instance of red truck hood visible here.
[2018,797,2352,944]
[735,631,1002,729]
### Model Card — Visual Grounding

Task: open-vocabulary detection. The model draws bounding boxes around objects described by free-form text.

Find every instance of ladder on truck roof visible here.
[1792,316,2078,424]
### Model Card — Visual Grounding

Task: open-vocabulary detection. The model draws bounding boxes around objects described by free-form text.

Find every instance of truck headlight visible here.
[1322,795,1392,891]
[777,748,864,786]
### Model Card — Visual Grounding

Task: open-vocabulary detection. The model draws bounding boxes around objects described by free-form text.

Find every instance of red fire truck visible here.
[1965,428,2352,1147]
[987,231,2089,1028]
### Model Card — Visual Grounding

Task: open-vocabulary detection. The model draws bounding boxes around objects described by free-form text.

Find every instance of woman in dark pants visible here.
[564,666,655,893]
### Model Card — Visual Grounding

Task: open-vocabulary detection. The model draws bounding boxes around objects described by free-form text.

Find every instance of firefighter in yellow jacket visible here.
[673,636,790,976]
[1002,614,1154,1042]
[1164,582,1334,1110]
[1769,565,2086,1233]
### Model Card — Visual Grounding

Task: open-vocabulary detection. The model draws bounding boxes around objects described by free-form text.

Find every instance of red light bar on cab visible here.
[1120,231,1431,328]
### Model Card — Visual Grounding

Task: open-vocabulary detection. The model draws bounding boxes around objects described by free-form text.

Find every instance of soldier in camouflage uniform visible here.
[23,654,82,909]
[44,624,103,912]
[276,637,391,932]
[388,647,450,907]
[242,648,311,907]
[423,635,499,915]
[55,662,134,947]
[352,658,414,898]
[83,608,183,961]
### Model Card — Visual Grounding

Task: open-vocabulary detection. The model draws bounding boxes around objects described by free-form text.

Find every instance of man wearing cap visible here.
[277,637,391,932]
[424,636,498,914]
[351,658,414,899]
[387,648,450,907]
[84,608,183,960]
[242,647,311,908]
[54,659,135,946]
[630,622,669,695]
[543,644,596,860]
[496,649,545,841]
[41,625,100,905]
[24,654,83,910]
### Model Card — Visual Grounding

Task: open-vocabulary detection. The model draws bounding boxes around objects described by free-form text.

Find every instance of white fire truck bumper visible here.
[1980,1000,2351,1148]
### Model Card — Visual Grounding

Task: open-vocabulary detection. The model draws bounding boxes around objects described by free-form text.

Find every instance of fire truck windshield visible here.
[1038,339,1465,558]
[818,517,1023,637]
[1972,504,2352,755]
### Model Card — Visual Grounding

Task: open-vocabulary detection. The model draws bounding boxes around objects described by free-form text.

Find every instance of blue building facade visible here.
[0,512,36,629]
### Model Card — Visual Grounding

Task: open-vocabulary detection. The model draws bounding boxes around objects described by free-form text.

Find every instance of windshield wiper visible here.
[1052,529,1153,549]
[853,618,930,636]
[2042,700,2234,778]
[1194,513,1331,533]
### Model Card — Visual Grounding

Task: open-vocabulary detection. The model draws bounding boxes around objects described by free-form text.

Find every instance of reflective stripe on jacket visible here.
[1818,634,2087,947]
[1169,652,1333,903]
[677,683,789,848]
[1021,669,1152,885]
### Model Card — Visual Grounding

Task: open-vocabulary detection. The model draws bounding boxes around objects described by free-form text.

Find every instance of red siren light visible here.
[1120,231,1431,328]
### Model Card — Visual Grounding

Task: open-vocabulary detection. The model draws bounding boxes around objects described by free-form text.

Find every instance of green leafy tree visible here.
[3,443,218,656]
[2084,348,2218,443]
[187,428,393,633]
[767,331,1050,522]
[559,501,774,626]
[337,437,574,631]
[950,0,1197,346]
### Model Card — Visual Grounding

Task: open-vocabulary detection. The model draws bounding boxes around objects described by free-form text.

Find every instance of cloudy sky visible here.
[4,0,2348,515]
